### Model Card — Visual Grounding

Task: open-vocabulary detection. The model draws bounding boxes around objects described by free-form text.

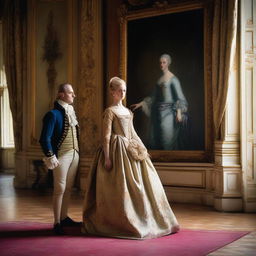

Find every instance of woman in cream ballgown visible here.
[82,77,179,239]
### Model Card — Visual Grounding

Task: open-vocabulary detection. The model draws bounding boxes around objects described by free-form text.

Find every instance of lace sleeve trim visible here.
[102,108,114,146]
[103,108,114,121]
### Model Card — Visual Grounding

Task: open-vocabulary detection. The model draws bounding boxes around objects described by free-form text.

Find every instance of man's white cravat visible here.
[58,100,78,127]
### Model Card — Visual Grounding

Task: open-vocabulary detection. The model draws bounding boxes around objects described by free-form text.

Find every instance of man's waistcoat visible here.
[58,125,79,156]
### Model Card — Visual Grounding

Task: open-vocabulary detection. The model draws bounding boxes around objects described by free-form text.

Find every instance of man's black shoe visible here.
[60,216,82,227]
[53,223,65,235]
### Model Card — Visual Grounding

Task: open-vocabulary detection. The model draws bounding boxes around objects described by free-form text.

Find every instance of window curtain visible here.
[2,0,27,152]
[212,0,238,139]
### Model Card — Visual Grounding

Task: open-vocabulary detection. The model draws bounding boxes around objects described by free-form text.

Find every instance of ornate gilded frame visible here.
[119,1,213,162]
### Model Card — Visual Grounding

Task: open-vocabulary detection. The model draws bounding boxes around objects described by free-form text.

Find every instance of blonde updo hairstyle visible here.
[109,77,126,92]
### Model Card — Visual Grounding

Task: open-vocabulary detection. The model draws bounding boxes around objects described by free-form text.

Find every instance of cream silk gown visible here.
[82,106,179,239]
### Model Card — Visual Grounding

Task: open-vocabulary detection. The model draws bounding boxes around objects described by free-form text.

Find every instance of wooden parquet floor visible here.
[0,173,255,255]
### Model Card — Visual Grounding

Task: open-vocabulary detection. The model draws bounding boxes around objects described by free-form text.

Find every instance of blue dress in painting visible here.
[142,76,188,150]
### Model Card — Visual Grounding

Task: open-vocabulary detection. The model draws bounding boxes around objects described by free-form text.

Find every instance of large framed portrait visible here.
[120,1,213,162]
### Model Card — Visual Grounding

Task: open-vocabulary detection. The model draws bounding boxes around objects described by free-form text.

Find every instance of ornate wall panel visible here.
[224,171,242,196]
[27,0,78,149]
[76,0,103,190]
[159,170,205,188]
[14,0,79,187]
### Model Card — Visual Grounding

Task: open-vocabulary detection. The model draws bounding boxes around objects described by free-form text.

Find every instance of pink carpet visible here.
[0,222,249,256]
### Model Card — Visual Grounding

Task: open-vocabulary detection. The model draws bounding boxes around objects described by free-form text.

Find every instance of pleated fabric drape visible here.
[2,0,27,151]
[212,0,238,138]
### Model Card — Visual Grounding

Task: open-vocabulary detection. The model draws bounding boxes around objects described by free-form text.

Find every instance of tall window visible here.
[0,21,15,171]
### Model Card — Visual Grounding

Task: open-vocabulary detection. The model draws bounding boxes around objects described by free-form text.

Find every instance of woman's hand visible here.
[104,158,112,171]
[176,109,182,122]
[130,102,143,111]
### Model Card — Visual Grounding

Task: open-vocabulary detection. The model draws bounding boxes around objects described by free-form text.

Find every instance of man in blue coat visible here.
[40,83,80,235]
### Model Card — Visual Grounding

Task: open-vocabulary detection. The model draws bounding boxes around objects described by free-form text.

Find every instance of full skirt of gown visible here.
[82,135,179,239]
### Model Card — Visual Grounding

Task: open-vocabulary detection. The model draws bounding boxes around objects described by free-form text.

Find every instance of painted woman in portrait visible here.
[131,54,188,150]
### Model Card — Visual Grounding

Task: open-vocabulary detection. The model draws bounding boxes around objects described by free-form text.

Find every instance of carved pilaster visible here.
[77,0,103,155]
[77,0,103,191]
